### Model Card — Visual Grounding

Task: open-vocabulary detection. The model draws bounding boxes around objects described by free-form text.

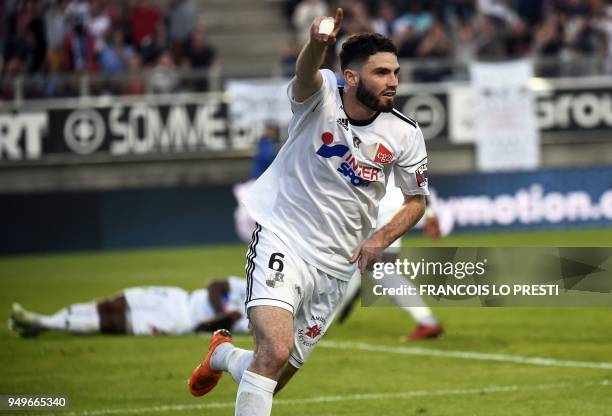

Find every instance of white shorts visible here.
[245,224,348,368]
[124,287,193,335]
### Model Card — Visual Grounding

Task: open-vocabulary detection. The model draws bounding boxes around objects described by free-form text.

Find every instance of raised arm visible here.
[292,8,343,102]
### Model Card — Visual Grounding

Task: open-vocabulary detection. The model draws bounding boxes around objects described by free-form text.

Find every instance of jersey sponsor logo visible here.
[305,325,321,338]
[336,118,349,131]
[360,142,394,165]
[374,143,393,164]
[297,315,326,347]
[416,163,428,188]
[316,132,380,187]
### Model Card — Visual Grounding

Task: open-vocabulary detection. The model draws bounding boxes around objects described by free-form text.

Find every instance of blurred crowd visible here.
[2,0,612,100]
[284,0,612,81]
[0,0,216,98]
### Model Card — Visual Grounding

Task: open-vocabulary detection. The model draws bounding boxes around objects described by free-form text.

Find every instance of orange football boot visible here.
[403,323,444,341]
[189,329,233,397]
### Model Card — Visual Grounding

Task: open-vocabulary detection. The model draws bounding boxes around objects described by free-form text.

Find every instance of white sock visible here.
[211,344,253,384]
[235,370,277,416]
[377,273,439,326]
[36,302,100,333]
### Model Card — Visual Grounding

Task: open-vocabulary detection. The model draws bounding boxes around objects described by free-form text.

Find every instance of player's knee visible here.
[267,343,292,366]
[254,342,292,372]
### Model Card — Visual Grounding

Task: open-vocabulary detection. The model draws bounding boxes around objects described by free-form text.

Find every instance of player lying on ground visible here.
[337,174,443,340]
[9,277,249,337]
[189,9,430,416]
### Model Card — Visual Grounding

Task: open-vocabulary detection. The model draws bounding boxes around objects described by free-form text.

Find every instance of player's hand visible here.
[350,238,384,273]
[310,8,343,45]
[423,217,442,240]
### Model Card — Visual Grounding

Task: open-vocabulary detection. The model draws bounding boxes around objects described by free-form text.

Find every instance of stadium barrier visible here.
[1,76,611,163]
[0,166,610,255]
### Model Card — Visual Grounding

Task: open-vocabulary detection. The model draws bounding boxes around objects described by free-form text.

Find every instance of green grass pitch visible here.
[1,229,611,415]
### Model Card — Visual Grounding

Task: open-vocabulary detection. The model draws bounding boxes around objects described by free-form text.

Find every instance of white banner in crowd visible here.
[226,78,293,149]
[470,60,540,172]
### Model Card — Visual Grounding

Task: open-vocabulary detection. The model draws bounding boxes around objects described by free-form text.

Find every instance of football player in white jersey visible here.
[9,277,250,337]
[189,9,429,416]
[237,178,444,340]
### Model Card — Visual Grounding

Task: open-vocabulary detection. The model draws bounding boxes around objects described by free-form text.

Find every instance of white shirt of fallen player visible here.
[124,276,250,335]
[243,69,429,281]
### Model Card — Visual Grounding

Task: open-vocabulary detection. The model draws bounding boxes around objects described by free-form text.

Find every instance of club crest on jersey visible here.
[316,132,380,187]
[416,163,428,188]
[266,271,285,288]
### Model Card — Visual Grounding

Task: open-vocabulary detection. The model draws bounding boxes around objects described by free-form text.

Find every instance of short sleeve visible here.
[392,127,429,196]
[287,69,337,114]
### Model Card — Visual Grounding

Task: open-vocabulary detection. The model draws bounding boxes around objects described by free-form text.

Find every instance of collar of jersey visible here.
[338,87,381,127]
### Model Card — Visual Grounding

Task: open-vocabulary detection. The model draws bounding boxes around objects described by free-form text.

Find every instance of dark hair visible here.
[339,32,397,70]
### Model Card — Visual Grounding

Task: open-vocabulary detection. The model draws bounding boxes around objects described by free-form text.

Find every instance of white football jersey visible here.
[243,69,429,280]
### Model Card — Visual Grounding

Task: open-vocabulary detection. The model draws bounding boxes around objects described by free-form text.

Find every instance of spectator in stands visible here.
[150,50,180,93]
[121,54,146,95]
[140,20,169,66]
[565,14,606,55]
[343,0,373,33]
[184,27,216,91]
[476,15,512,59]
[45,0,70,73]
[27,0,47,73]
[444,0,475,25]
[100,29,134,75]
[251,122,279,179]
[455,16,478,64]
[532,12,565,76]
[413,19,452,82]
[396,1,433,37]
[86,0,110,54]
[280,35,300,77]
[64,0,90,25]
[371,0,400,38]
[292,0,328,45]
[592,0,612,73]
[130,0,162,50]
[395,2,433,58]
[2,1,33,75]
[63,15,98,72]
[167,0,197,61]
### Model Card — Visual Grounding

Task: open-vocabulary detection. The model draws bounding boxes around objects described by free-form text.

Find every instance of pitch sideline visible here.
[318,340,612,370]
[33,380,610,416]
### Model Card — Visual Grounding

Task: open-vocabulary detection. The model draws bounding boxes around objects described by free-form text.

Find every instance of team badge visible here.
[416,163,428,188]
[266,271,285,288]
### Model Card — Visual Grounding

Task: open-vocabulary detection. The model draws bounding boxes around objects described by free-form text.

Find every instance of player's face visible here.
[356,52,400,112]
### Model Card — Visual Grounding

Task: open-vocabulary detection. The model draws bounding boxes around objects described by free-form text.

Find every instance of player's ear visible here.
[343,68,359,87]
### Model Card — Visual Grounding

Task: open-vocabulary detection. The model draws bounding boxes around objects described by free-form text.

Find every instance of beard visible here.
[355,79,394,113]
